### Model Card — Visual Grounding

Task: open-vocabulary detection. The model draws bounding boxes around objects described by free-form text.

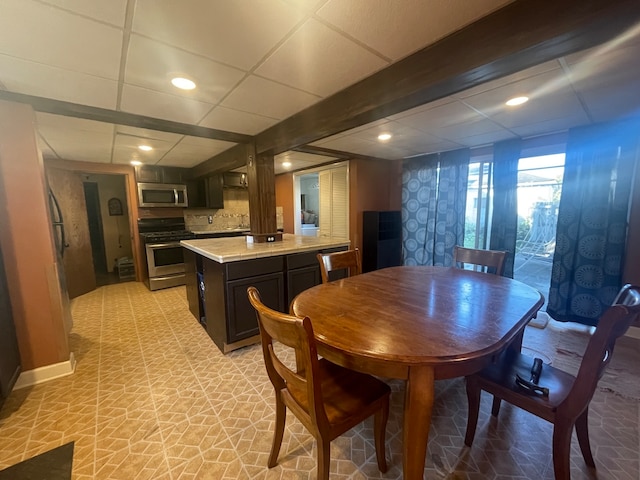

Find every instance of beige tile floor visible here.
[0,281,638,479]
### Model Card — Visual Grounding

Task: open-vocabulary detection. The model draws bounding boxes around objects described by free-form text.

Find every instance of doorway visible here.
[83,174,133,287]
[293,162,349,238]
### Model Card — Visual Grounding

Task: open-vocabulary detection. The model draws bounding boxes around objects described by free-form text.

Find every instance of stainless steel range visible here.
[138,217,196,291]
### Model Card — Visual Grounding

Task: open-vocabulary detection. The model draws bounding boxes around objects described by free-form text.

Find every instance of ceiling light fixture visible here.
[282,161,292,169]
[138,145,152,151]
[378,133,392,141]
[130,160,142,166]
[171,77,196,90]
[505,96,529,106]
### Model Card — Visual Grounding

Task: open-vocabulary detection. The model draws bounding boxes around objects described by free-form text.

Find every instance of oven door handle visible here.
[146,242,182,249]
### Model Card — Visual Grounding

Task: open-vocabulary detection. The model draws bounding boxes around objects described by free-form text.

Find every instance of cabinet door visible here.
[206,174,224,209]
[162,167,185,184]
[135,165,162,183]
[286,265,320,305]
[186,179,206,208]
[226,272,284,344]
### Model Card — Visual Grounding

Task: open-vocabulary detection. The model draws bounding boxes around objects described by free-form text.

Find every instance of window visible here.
[464,160,493,249]
[513,153,565,303]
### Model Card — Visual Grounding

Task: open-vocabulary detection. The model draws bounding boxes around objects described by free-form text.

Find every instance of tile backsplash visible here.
[184,189,283,231]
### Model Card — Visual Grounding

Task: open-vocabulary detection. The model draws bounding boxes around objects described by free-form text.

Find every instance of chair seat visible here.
[288,358,391,426]
[475,351,576,421]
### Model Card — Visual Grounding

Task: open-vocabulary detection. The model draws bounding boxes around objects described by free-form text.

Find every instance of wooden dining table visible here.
[290,265,544,480]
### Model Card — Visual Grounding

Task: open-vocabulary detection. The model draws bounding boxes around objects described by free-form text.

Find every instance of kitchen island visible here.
[181,234,350,353]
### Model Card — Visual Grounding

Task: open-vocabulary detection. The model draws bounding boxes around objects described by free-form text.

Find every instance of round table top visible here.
[291,266,544,371]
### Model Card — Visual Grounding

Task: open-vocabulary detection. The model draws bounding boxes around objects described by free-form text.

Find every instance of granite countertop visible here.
[181,234,350,263]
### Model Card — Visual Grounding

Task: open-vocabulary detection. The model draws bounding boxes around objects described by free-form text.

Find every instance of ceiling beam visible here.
[254,0,640,156]
[293,144,392,162]
[0,90,253,144]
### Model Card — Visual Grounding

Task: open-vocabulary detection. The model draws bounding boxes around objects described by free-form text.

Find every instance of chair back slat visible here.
[317,248,362,283]
[247,286,328,425]
[453,246,507,275]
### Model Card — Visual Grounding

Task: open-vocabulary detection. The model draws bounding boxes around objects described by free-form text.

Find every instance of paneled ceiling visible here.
[1,0,639,176]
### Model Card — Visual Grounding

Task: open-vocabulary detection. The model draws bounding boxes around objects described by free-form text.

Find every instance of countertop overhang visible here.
[181,234,350,263]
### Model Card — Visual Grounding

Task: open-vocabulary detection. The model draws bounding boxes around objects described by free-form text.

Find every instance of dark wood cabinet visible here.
[187,175,223,209]
[362,210,402,272]
[185,245,346,354]
[135,165,187,184]
[195,255,285,353]
[285,252,321,305]
[226,272,284,343]
[0,245,21,403]
[223,172,248,188]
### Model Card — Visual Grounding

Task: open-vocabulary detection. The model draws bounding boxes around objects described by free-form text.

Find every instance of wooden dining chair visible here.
[464,284,640,480]
[453,245,507,275]
[247,286,390,479]
[317,248,362,284]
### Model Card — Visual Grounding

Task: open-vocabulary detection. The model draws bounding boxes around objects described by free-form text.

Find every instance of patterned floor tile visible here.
[0,281,638,479]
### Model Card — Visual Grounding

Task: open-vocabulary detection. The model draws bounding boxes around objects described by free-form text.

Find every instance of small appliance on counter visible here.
[138,217,196,291]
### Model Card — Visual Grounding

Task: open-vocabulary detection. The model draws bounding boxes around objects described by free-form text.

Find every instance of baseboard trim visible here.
[14,352,76,390]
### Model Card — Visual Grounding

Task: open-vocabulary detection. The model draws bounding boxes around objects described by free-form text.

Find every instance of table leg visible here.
[403,365,435,479]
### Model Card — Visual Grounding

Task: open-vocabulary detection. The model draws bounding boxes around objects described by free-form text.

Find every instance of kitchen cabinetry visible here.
[0,244,21,402]
[285,252,321,305]
[187,254,284,352]
[362,210,402,272]
[223,172,248,188]
[135,165,187,184]
[187,174,223,209]
[184,241,347,353]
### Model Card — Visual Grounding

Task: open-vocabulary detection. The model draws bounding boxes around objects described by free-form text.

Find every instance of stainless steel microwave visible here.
[138,183,188,208]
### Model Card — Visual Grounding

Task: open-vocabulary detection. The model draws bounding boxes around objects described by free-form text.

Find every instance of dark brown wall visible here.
[350,158,402,252]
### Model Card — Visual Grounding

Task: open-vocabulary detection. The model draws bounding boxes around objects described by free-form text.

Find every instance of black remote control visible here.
[530,357,543,384]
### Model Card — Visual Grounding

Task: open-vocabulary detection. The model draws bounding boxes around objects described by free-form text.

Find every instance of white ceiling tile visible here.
[432,119,507,140]
[453,129,517,147]
[120,85,214,124]
[256,18,388,97]
[39,0,128,27]
[510,115,588,137]
[132,0,307,70]
[112,133,178,166]
[317,0,512,60]
[125,35,246,104]
[221,76,321,120]
[38,128,114,163]
[199,106,279,135]
[36,113,115,133]
[0,54,118,109]
[578,80,640,123]
[484,93,588,129]
[395,101,484,130]
[460,69,574,116]
[402,140,465,157]
[158,137,235,168]
[0,0,122,79]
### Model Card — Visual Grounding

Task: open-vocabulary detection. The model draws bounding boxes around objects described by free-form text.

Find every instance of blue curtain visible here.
[402,149,469,266]
[547,122,638,326]
[489,139,522,278]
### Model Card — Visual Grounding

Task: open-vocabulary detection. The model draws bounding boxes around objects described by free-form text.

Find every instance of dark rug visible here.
[0,442,73,480]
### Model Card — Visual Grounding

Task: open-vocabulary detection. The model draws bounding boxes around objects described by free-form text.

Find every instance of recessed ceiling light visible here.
[130,160,142,166]
[378,133,392,141]
[505,96,529,106]
[282,161,292,169]
[171,77,196,90]
[138,145,152,151]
